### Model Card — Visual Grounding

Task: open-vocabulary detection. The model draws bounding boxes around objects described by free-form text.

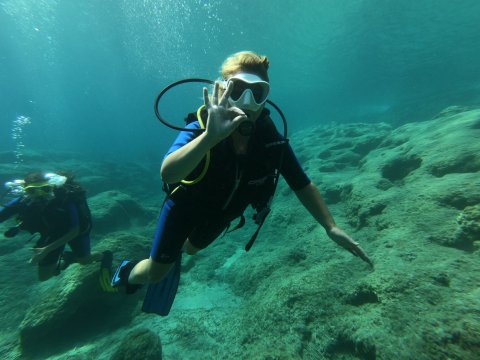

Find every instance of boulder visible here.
[19,232,150,358]
[89,191,153,234]
[110,328,162,360]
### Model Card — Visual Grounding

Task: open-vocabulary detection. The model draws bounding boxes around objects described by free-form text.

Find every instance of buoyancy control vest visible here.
[164,106,288,251]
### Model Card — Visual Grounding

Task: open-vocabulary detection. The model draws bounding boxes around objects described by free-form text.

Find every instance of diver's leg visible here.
[37,245,64,280]
[183,239,200,255]
[37,263,60,281]
[114,197,196,288]
[128,257,174,284]
[76,252,103,265]
[68,232,103,265]
[184,217,229,256]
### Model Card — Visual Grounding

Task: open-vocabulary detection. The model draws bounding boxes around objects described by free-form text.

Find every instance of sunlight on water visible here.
[1,0,58,65]
[120,0,223,79]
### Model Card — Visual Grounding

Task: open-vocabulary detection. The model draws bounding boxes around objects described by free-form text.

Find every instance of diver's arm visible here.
[30,202,81,264]
[43,226,80,254]
[0,198,21,223]
[161,131,216,184]
[294,182,336,231]
[295,182,373,267]
[161,82,246,184]
[30,226,80,265]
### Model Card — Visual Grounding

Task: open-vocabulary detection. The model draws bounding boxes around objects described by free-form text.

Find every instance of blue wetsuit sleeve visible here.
[66,202,80,229]
[0,198,21,223]
[164,121,201,159]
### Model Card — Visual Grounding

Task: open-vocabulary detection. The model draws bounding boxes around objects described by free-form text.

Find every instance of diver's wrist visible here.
[201,130,221,149]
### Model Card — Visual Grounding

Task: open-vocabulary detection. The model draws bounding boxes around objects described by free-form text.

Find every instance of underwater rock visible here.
[325,330,376,360]
[351,135,385,157]
[421,317,480,359]
[345,283,380,306]
[323,183,353,204]
[333,151,363,167]
[437,188,480,210]
[18,233,149,358]
[454,204,480,251]
[328,140,353,151]
[19,266,135,358]
[317,149,332,159]
[358,202,387,229]
[0,237,20,256]
[432,272,450,287]
[77,174,113,196]
[110,328,162,360]
[428,152,480,177]
[324,186,342,204]
[347,200,387,229]
[375,178,393,191]
[381,154,422,182]
[285,248,308,265]
[318,162,339,172]
[427,204,480,251]
[471,117,480,129]
[378,135,409,149]
[432,105,474,119]
[89,190,151,234]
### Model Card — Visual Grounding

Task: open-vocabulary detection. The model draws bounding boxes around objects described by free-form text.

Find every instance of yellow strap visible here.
[23,182,49,190]
[180,105,210,186]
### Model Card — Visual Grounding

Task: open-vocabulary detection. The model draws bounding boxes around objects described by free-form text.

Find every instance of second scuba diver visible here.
[0,171,115,291]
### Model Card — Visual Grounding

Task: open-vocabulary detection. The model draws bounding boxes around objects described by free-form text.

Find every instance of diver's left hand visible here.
[29,247,49,265]
[327,226,374,268]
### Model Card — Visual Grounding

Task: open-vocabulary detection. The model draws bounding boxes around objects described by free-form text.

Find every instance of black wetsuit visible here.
[150,110,310,264]
[0,196,91,265]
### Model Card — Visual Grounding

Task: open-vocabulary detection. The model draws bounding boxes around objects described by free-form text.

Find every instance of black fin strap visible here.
[245,217,267,252]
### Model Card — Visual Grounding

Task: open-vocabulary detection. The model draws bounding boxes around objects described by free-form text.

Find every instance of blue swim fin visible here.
[111,259,142,294]
[142,254,182,316]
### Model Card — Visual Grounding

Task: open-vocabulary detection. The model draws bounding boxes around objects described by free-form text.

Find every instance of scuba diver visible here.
[0,171,115,290]
[112,51,373,315]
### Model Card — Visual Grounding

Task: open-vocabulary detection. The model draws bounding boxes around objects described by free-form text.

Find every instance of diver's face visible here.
[223,72,269,112]
[223,72,270,136]
[24,185,53,201]
[243,105,264,121]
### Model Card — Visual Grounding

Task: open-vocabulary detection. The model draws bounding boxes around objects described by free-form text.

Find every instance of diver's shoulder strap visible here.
[184,106,207,126]
[178,106,210,186]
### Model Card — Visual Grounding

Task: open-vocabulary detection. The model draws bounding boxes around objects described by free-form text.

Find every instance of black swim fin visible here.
[142,253,182,316]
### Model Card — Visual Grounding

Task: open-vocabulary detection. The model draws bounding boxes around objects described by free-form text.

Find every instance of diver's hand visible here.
[29,247,48,265]
[327,226,374,268]
[203,81,247,145]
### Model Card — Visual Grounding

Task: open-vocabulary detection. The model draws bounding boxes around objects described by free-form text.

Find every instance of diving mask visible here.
[24,184,53,198]
[4,173,67,199]
[223,73,270,112]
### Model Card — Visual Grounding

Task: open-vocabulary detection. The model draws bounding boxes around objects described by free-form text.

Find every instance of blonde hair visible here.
[220,51,270,82]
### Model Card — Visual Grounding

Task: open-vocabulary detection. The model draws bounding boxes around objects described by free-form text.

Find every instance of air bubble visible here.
[11,115,31,167]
